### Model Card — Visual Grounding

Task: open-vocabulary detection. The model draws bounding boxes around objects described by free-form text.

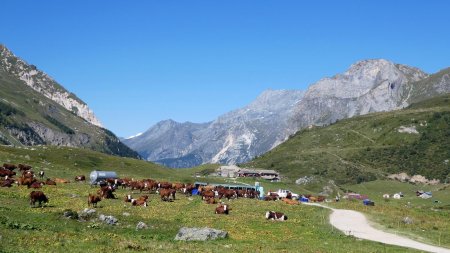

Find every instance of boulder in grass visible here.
[78,208,97,221]
[99,214,118,225]
[136,221,148,230]
[174,227,227,241]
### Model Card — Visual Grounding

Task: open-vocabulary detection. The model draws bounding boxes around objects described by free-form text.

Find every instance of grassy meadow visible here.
[0,145,448,252]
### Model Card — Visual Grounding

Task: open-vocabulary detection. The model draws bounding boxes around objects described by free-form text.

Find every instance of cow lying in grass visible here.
[30,191,48,207]
[215,203,230,215]
[131,195,149,207]
[265,211,287,221]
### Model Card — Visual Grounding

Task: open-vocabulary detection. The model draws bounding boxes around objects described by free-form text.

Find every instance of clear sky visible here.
[1,1,449,137]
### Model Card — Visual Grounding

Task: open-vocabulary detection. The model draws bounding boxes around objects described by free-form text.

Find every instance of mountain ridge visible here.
[125,59,449,168]
[0,45,139,158]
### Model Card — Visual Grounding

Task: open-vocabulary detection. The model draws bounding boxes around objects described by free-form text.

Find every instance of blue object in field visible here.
[363,199,374,206]
[192,188,199,195]
[300,196,309,202]
[89,170,118,184]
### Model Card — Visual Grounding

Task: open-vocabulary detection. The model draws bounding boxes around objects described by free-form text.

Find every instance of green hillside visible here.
[245,94,450,185]
[0,68,139,158]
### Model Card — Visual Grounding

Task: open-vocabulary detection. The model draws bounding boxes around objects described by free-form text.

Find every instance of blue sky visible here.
[1,1,450,137]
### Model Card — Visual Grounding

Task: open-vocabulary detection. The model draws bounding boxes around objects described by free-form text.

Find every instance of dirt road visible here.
[303,202,450,253]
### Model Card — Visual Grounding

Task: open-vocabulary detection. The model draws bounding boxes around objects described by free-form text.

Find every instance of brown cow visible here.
[3,163,17,171]
[18,164,32,171]
[54,178,70,184]
[183,184,195,196]
[201,190,215,200]
[124,194,133,202]
[18,177,36,188]
[172,183,185,192]
[266,211,288,221]
[98,186,115,199]
[218,189,237,200]
[30,191,48,207]
[205,197,217,204]
[88,194,102,208]
[44,179,57,186]
[0,168,15,177]
[264,195,278,201]
[215,203,230,215]
[29,181,43,189]
[282,198,299,205]
[131,195,149,207]
[158,182,172,189]
[22,170,34,178]
[1,179,14,187]
[160,188,176,201]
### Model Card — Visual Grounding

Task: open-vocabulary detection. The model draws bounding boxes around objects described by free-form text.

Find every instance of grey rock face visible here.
[290,59,429,129]
[0,45,102,126]
[174,227,228,241]
[125,90,304,167]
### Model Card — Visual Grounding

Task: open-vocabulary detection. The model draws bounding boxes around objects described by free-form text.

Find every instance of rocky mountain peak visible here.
[305,59,428,99]
[0,45,102,127]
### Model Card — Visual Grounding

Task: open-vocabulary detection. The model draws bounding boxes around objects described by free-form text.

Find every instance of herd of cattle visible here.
[0,163,328,222]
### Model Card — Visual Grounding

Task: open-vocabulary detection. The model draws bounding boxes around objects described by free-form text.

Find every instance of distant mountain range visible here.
[0,45,139,158]
[125,59,450,168]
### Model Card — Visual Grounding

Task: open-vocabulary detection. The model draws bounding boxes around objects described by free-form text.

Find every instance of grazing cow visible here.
[183,184,195,196]
[18,164,32,171]
[158,182,172,189]
[1,179,14,187]
[3,163,17,171]
[205,197,217,204]
[160,188,176,201]
[38,171,45,180]
[265,211,288,221]
[201,190,215,200]
[88,194,102,208]
[218,189,237,200]
[54,178,70,184]
[22,170,34,178]
[44,179,57,186]
[264,195,278,201]
[172,183,185,192]
[19,177,36,188]
[74,175,86,182]
[215,203,230,215]
[30,191,48,207]
[130,181,146,193]
[29,181,43,189]
[0,168,16,177]
[98,186,115,199]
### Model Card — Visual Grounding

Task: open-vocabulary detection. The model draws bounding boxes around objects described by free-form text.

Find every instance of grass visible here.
[245,94,450,184]
[0,180,427,253]
[0,141,448,252]
[330,180,450,248]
